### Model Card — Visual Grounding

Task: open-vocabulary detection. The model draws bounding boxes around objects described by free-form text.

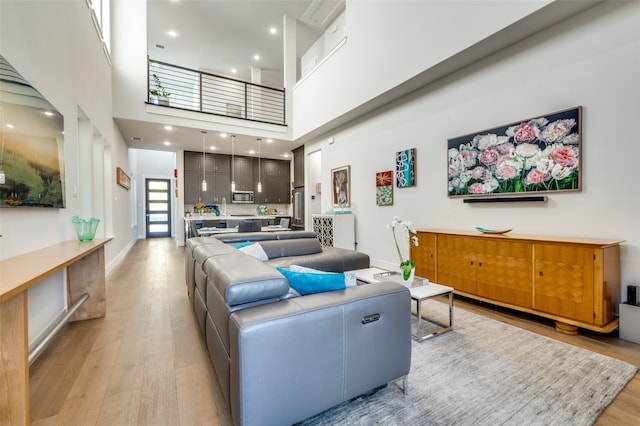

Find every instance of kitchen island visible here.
[184,215,290,238]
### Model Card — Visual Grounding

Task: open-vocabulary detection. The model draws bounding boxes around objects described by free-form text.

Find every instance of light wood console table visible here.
[0,238,112,425]
[411,229,623,335]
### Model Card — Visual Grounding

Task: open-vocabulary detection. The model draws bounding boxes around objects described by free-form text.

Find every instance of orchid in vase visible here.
[386,216,419,280]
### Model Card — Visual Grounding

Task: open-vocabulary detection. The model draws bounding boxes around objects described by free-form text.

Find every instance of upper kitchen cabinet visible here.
[256,158,291,204]
[233,156,255,191]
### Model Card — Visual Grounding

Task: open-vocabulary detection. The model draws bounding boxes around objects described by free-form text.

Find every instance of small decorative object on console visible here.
[72,216,100,241]
[475,227,512,234]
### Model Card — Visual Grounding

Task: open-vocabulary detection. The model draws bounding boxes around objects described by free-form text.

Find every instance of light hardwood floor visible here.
[30,238,639,425]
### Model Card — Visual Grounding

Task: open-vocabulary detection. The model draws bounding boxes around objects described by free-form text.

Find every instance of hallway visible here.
[29,238,230,425]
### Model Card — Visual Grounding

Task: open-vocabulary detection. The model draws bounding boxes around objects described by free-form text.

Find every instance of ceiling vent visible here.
[131,136,143,142]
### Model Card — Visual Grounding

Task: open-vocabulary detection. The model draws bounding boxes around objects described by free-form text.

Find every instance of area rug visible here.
[300,300,637,426]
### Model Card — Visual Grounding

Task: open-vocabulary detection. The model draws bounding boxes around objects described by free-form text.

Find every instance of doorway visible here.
[145,178,171,238]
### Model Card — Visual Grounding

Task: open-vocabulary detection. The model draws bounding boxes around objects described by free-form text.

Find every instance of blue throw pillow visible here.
[234,241,252,249]
[277,268,346,296]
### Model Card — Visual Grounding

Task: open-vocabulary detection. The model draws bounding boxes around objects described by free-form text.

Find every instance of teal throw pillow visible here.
[234,241,252,249]
[277,268,346,296]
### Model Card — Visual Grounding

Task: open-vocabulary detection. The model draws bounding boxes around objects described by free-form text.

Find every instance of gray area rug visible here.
[300,300,637,426]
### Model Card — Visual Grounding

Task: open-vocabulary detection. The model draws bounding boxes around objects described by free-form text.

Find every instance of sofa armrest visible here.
[228,282,411,426]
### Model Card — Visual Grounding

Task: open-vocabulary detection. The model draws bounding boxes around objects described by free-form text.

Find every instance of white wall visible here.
[0,1,134,344]
[304,1,640,292]
[292,0,564,140]
[300,9,346,78]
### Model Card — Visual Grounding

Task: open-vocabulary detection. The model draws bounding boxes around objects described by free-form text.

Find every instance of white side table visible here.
[350,268,454,342]
[410,283,454,342]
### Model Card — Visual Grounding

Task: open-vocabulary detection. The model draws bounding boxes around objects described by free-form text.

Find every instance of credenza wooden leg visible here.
[0,293,29,425]
[555,321,579,335]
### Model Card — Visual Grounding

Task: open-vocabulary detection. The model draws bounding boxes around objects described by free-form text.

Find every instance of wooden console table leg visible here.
[555,321,579,335]
[67,247,106,322]
[0,293,29,425]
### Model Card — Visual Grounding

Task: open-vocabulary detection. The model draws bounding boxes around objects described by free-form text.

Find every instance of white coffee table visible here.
[351,267,454,342]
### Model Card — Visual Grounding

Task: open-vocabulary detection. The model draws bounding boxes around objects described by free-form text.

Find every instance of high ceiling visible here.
[117,0,344,160]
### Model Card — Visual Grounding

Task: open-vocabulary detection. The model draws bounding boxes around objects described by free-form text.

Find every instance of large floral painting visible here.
[447,106,581,198]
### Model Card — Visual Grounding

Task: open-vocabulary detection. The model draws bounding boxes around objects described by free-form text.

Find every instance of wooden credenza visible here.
[411,229,623,334]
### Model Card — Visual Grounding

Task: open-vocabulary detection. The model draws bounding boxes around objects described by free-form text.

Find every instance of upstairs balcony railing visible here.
[147,58,286,126]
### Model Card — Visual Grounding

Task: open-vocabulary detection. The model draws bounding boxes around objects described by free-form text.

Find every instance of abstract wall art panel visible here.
[396,148,416,188]
[376,170,393,206]
[331,165,350,207]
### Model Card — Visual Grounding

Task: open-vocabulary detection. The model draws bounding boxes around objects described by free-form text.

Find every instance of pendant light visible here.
[230,135,236,192]
[257,138,262,193]
[201,131,207,191]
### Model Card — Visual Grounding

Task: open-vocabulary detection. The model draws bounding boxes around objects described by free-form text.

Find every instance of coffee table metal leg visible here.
[416,297,423,342]
[449,291,454,327]
[411,291,454,342]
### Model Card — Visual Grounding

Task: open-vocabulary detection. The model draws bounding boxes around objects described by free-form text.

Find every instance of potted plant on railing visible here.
[149,73,171,106]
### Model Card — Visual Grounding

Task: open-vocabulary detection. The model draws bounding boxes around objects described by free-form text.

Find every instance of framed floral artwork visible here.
[396,148,416,187]
[376,171,393,206]
[332,165,350,207]
[447,106,582,198]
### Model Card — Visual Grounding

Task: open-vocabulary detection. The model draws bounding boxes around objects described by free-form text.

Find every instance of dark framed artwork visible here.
[0,55,65,208]
[116,167,131,190]
[376,170,393,206]
[447,106,582,198]
[331,165,350,207]
[396,148,416,187]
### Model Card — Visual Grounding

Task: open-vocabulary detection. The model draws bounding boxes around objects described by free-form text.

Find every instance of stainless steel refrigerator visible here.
[292,186,305,230]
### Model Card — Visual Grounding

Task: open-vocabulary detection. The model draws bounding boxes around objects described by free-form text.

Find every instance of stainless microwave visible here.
[231,190,254,203]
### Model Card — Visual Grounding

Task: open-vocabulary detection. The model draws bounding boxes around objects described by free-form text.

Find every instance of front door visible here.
[146,178,171,238]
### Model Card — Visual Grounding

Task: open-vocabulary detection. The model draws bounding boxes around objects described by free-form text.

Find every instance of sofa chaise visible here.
[184,232,411,425]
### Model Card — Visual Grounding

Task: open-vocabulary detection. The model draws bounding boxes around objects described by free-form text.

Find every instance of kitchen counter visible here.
[184,215,276,221]
[184,215,291,238]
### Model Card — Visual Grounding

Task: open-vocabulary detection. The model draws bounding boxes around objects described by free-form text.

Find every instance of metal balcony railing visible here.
[147,58,286,126]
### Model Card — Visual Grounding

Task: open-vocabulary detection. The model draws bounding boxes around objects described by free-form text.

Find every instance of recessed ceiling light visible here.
[44,111,54,116]
[283,153,290,158]
[167,30,179,37]
[266,138,273,143]
[164,141,171,146]
[269,27,277,35]
[220,132,227,138]
[209,146,216,151]
[6,124,14,129]
[249,150,256,155]
[253,54,260,61]
[164,125,173,131]
[231,68,237,74]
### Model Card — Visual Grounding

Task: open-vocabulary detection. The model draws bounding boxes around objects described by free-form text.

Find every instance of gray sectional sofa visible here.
[184,231,411,426]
